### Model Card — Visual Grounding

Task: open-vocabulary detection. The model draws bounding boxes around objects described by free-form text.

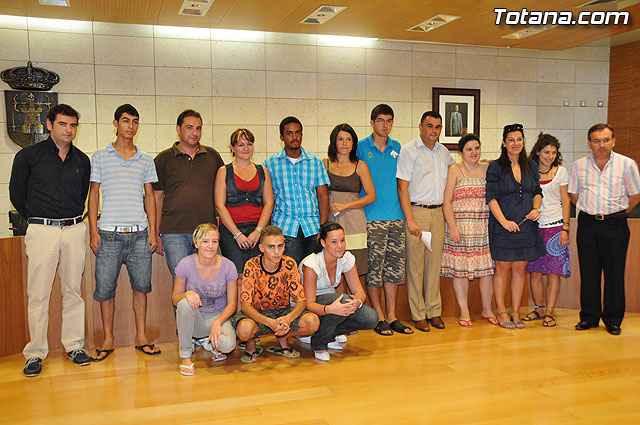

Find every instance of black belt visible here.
[411,203,442,209]
[580,211,627,221]
[28,216,83,227]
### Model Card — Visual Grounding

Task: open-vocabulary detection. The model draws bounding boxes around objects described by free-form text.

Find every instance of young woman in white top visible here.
[299,222,378,361]
[524,133,571,327]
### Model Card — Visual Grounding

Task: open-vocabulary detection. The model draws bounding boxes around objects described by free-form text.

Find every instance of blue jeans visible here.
[161,233,196,284]
[162,233,195,317]
[311,293,378,351]
[94,228,152,302]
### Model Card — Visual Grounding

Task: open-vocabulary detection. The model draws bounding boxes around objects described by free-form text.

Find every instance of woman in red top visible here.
[215,129,274,295]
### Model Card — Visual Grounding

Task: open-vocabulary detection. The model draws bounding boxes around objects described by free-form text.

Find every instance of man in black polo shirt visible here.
[153,109,224,308]
[9,104,91,376]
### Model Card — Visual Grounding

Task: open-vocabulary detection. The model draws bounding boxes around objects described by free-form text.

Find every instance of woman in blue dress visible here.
[486,124,545,329]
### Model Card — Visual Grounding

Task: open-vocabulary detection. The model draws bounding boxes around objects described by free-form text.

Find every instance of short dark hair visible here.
[279,116,302,136]
[420,111,442,124]
[259,225,284,243]
[328,123,358,163]
[370,104,394,121]
[587,123,615,140]
[114,104,139,121]
[177,109,202,127]
[47,104,79,123]
[529,132,563,167]
[458,133,480,152]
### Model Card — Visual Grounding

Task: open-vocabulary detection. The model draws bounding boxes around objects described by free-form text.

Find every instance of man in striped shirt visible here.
[263,116,330,265]
[88,104,161,360]
[568,123,640,335]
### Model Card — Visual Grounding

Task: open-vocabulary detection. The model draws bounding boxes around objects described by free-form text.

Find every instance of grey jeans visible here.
[176,298,236,358]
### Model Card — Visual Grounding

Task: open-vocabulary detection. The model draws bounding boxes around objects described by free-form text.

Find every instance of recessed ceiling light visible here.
[408,15,460,33]
[502,24,555,39]
[300,5,347,24]
[178,0,213,17]
[38,0,70,6]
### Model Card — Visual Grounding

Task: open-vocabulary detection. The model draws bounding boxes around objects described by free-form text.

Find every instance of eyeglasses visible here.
[504,123,523,132]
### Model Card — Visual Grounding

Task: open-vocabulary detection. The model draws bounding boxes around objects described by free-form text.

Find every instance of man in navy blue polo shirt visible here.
[355,104,413,336]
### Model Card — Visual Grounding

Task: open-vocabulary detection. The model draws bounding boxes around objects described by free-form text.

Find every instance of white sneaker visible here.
[194,337,214,353]
[334,335,347,343]
[314,351,330,361]
[327,341,343,350]
[296,335,311,344]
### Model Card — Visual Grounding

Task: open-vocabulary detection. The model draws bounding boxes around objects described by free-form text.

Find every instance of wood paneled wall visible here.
[608,40,640,163]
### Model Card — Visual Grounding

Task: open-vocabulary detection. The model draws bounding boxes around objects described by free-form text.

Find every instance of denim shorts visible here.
[94,228,152,301]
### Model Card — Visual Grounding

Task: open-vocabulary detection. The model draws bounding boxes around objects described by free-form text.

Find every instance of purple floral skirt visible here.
[525,225,570,276]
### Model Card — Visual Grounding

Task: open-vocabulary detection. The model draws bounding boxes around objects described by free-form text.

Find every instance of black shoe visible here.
[68,349,91,366]
[23,358,42,377]
[575,321,598,330]
[606,325,621,335]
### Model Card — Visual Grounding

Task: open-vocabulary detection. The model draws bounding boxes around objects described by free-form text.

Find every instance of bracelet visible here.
[561,229,569,233]
[233,232,242,240]
[255,226,262,233]
[323,305,327,315]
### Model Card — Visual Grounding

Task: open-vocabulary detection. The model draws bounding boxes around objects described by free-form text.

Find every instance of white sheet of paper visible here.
[421,231,432,251]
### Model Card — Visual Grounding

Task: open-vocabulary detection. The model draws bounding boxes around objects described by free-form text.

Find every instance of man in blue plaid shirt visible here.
[263,116,330,264]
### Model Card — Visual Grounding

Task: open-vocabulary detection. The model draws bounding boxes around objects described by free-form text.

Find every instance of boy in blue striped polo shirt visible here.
[88,104,160,361]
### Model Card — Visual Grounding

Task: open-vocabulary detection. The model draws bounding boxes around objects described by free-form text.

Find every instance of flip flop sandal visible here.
[90,349,114,362]
[543,314,557,327]
[240,346,263,363]
[266,346,300,359]
[514,321,525,329]
[179,363,195,376]
[523,309,543,321]
[481,315,499,325]
[211,350,227,362]
[135,344,161,356]
[458,319,473,327]
[374,320,394,336]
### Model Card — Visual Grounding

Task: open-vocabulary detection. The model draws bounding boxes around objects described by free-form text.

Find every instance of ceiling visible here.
[1,0,639,50]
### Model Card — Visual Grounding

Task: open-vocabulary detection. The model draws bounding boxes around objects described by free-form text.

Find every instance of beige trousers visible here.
[406,206,445,321]
[23,222,87,359]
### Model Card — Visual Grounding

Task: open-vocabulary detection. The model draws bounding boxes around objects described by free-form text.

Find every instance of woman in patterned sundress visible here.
[441,134,496,327]
[523,133,571,328]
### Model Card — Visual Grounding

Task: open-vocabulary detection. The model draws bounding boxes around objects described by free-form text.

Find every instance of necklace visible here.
[538,167,551,174]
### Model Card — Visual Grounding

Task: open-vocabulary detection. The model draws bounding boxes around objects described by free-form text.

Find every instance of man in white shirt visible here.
[397,111,454,332]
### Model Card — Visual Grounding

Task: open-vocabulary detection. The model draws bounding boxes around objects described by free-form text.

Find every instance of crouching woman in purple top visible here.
[172,223,238,376]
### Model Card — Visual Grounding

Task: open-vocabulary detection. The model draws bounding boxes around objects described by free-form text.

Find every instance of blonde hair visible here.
[192,223,219,249]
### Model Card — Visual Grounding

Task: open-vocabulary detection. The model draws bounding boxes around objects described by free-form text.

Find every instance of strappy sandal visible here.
[497,311,516,329]
[523,304,545,321]
[543,314,557,327]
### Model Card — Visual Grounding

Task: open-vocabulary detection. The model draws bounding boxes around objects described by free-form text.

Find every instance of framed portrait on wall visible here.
[432,87,481,149]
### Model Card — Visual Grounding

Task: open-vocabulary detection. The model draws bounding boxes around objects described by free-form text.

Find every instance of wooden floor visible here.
[2,308,640,425]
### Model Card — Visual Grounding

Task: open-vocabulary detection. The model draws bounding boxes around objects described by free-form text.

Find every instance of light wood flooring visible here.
[2,308,639,425]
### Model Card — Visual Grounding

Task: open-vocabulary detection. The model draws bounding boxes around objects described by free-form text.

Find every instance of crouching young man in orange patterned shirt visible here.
[231,225,319,362]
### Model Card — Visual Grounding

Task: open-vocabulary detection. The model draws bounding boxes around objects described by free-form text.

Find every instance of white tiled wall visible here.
[0,15,610,237]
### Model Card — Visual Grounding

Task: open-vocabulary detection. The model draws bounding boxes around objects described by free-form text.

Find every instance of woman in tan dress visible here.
[324,123,375,285]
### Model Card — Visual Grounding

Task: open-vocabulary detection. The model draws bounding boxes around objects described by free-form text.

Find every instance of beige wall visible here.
[0,15,609,237]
